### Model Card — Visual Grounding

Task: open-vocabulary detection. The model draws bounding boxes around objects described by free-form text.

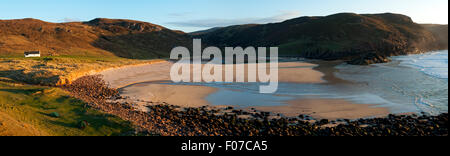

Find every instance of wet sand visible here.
[278,62,325,83]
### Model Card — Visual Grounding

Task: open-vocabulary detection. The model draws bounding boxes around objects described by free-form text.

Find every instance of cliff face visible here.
[0,18,192,59]
[193,13,448,65]
[422,24,449,49]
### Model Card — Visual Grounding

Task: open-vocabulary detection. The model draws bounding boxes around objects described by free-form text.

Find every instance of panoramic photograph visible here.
[0,0,448,146]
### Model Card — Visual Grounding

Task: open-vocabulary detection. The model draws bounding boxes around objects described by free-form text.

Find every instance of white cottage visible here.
[24,51,41,57]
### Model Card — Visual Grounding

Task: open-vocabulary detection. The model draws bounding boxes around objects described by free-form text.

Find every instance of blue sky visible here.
[0,0,448,32]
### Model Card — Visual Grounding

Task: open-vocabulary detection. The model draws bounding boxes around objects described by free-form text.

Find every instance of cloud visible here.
[168,12,193,17]
[167,11,300,28]
[59,18,81,23]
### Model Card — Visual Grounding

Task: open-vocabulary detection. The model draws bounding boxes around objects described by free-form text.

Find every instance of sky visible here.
[0,0,448,32]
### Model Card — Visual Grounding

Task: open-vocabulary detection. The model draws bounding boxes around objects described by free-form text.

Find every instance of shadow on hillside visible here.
[0,88,43,95]
[0,70,60,85]
[91,30,193,60]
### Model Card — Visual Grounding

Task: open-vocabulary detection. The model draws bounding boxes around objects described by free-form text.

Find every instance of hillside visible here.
[422,24,449,49]
[1,14,448,64]
[190,27,224,36]
[193,13,448,65]
[0,18,192,59]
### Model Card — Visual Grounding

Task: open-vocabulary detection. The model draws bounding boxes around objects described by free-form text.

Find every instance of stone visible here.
[49,112,60,118]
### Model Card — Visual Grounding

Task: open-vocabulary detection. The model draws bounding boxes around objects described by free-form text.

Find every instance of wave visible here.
[334,51,448,115]
[394,50,448,79]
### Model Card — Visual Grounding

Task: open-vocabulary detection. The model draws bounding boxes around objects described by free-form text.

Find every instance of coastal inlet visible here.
[108,51,448,120]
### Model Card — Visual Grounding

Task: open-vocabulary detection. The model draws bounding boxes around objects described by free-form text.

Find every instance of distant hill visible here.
[0,18,192,59]
[189,27,224,36]
[193,13,448,64]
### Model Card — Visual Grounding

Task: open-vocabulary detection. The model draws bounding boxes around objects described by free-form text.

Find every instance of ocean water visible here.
[334,50,448,115]
[203,50,448,115]
[395,50,448,79]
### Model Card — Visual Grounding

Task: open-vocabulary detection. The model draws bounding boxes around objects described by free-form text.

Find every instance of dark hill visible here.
[189,27,224,36]
[194,13,448,65]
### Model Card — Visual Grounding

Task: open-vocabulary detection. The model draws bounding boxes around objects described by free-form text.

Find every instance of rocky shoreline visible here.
[64,75,448,136]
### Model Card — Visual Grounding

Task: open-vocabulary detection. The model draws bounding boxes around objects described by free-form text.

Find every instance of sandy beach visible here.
[99,61,173,89]
[119,83,217,107]
[99,61,325,88]
[100,60,392,120]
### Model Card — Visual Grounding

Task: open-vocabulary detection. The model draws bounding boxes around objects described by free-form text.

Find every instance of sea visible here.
[200,50,448,115]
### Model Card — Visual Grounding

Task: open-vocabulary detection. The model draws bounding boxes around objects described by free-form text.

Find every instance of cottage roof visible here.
[24,51,40,55]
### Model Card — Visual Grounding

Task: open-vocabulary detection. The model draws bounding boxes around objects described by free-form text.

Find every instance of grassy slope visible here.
[0,54,165,136]
[0,55,164,85]
[0,81,133,136]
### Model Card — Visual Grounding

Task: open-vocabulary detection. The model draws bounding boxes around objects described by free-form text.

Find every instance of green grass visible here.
[0,81,134,136]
